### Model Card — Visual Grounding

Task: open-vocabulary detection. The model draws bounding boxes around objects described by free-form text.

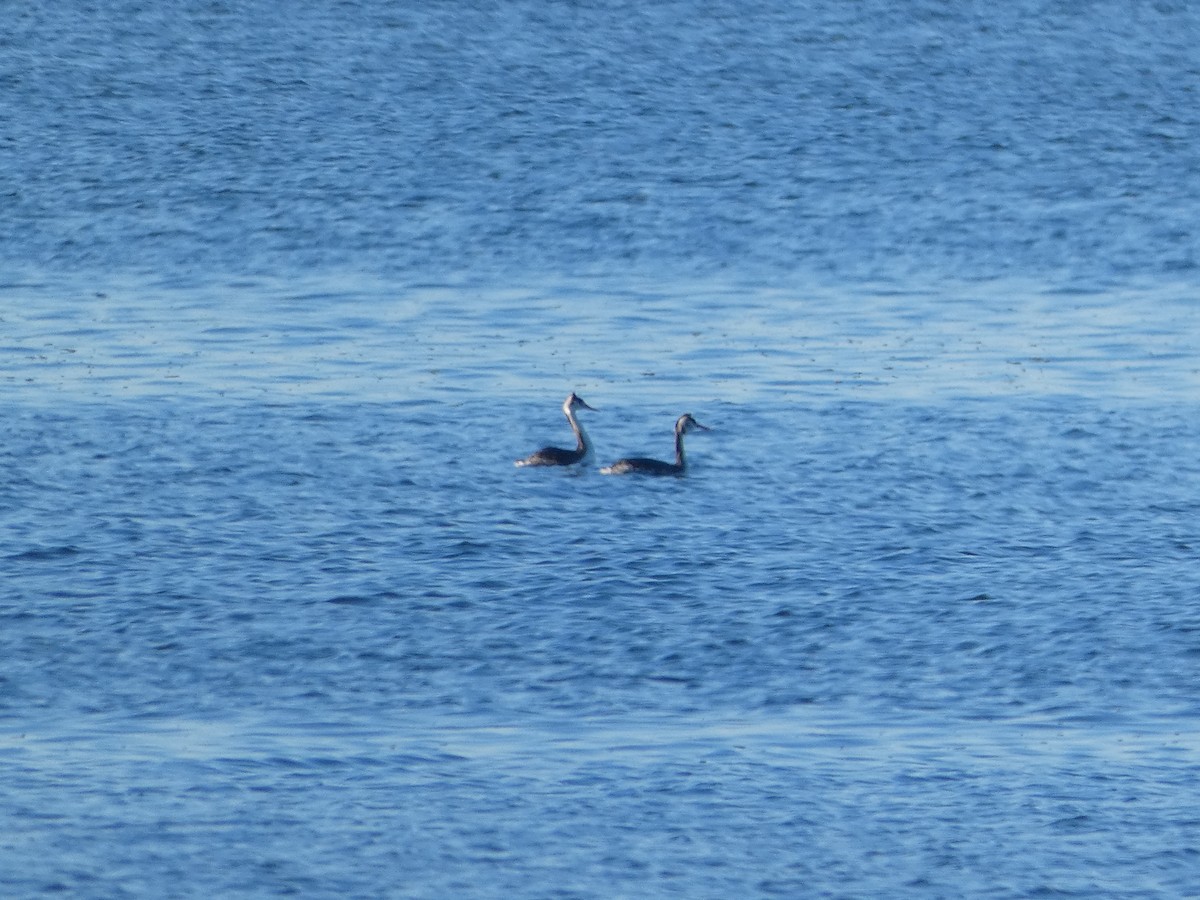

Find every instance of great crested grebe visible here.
[600,413,710,476]
[515,392,597,467]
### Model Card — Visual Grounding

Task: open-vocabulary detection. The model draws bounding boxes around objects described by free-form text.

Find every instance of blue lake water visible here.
[3,1,1200,897]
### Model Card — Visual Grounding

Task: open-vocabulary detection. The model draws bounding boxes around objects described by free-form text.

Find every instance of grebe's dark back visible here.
[515,393,596,467]
[600,413,710,476]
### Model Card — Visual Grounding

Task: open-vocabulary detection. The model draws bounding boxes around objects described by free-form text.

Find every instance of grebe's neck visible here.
[674,429,686,470]
[566,406,591,457]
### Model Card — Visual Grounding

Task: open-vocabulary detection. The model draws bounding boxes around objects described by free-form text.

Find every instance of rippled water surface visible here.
[5,279,1200,897]
[4,0,1200,896]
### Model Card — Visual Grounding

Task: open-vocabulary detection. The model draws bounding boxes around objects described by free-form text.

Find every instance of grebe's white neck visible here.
[566,404,592,458]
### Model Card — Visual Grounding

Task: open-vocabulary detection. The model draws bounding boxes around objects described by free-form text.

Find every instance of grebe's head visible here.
[676,413,710,435]
[566,392,596,412]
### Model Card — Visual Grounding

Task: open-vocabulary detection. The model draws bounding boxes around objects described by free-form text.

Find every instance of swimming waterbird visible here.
[600,413,710,476]
[514,392,597,467]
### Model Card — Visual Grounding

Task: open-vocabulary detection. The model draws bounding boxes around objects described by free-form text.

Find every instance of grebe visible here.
[600,413,710,476]
[514,392,597,467]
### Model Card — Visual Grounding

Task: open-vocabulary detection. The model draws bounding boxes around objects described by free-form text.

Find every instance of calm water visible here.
[4,1,1200,897]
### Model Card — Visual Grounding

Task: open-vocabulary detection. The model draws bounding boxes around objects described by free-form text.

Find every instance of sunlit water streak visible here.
[6,276,1200,404]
